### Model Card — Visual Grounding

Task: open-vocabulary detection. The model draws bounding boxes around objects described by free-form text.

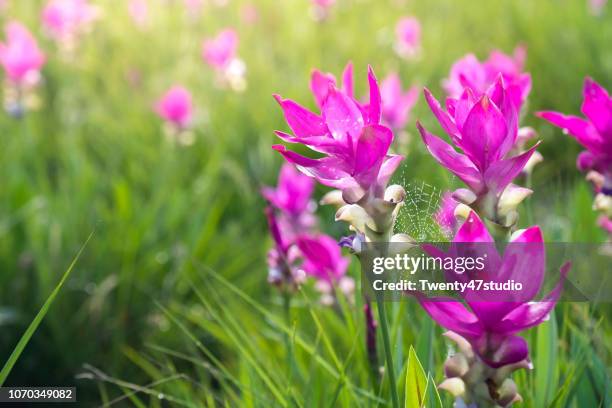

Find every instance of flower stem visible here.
[375,292,400,408]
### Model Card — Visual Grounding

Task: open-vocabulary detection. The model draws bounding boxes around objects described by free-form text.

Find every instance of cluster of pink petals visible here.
[155,86,193,129]
[273,63,402,204]
[0,22,46,83]
[418,77,538,214]
[263,163,348,285]
[42,0,99,41]
[395,17,421,58]
[537,78,612,193]
[202,28,238,71]
[262,163,316,242]
[419,211,569,368]
[443,46,531,111]
[380,73,419,131]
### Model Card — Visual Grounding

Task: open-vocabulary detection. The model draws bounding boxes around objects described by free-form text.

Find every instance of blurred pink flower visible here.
[537,78,612,193]
[443,46,531,111]
[240,4,259,25]
[296,234,349,283]
[395,17,421,59]
[380,73,419,131]
[599,215,612,233]
[155,86,193,129]
[128,0,149,27]
[202,28,238,71]
[42,0,99,41]
[588,0,607,15]
[0,21,46,83]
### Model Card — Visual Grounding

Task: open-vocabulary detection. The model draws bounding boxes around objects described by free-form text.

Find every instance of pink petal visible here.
[342,61,354,98]
[274,95,328,138]
[310,69,336,109]
[581,77,612,136]
[416,295,482,337]
[366,65,381,125]
[417,122,484,193]
[537,111,604,153]
[321,87,364,143]
[483,143,539,194]
[454,211,494,243]
[353,124,393,186]
[424,88,460,141]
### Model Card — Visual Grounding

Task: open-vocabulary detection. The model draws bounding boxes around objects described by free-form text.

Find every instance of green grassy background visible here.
[0,0,610,405]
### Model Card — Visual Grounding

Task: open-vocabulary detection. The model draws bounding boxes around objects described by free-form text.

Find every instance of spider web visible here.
[394,176,447,242]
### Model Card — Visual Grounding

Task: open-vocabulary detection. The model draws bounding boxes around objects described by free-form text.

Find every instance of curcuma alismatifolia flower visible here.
[0,22,46,116]
[42,0,99,55]
[155,86,196,145]
[394,16,421,60]
[202,28,246,92]
[537,78,612,196]
[418,77,538,227]
[443,45,531,112]
[417,211,570,406]
[273,64,402,204]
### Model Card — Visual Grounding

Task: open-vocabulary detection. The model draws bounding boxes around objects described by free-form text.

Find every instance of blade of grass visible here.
[0,231,94,386]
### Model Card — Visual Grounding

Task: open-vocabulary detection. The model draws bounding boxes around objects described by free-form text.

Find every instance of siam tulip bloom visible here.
[202,29,246,92]
[155,86,193,129]
[262,163,317,242]
[380,73,419,132]
[265,206,305,288]
[537,78,612,197]
[0,22,45,84]
[417,211,570,406]
[443,46,531,112]
[0,22,46,116]
[394,17,421,60]
[42,0,99,47]
[155,86,194,145]
[128,0,149,28]
[418,77,539,227]
[273,64,402,206]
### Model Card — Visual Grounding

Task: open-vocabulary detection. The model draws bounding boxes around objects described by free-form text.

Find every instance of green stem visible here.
[375,292,400,408]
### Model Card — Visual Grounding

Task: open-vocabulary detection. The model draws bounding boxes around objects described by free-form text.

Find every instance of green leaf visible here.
[425,374,443,408]
[0,232,93,386]
[535,312,558,407]
[405,346,427,408]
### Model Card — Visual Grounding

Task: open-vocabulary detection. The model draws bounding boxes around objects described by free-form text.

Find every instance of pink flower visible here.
[155,86,193,129]
[42,0,99,41]
[418,77,538,225]
[273,63,402,203]
[202,29,238,71]
[380,73,419,131]
[418,211,570,368]
[395,17,421,59]
[443,46,531,111]
[588,0,607,15]
[0,22,45,83]
[435,191,459,236]
[128,0,149,27]
[312,0,335,7]
[537,78,612,194]
[296,234,349,283]
[598,215,612,233]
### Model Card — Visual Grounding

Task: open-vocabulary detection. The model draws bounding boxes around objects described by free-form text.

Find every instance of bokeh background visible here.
[0,0,610,406]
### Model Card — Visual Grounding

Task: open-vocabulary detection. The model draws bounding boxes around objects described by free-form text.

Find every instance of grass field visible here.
[0,0,610,406]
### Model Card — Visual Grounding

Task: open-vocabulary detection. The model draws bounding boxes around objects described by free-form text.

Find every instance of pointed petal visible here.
[310,70,336,108]
[581,77,612,136]
[342,61,354,98]
[415,295,482,337]
[479,335,529,368]
[493,262,570,335]
[461,95,508,170]
[454,211,494,243]
[537,111,603,153]
[322,87,364,143]
[353,124,393,186]
[483,143,539,194]
[274,94,327,138]
[424,88,460,141]
[417,122,484,192]
[366,66,382,124]
[376,154,403,189]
